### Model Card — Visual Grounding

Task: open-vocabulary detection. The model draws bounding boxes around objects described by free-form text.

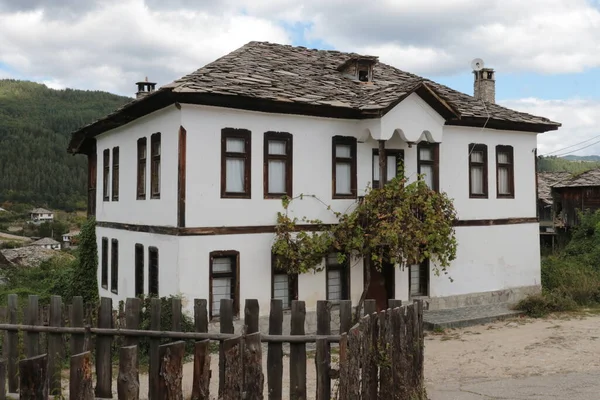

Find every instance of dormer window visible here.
[337,56,378,83]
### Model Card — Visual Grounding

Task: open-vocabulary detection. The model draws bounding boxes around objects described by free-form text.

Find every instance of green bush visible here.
[517,292,578,318]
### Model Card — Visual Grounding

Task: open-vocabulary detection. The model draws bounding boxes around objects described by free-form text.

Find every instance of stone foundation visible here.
[426,285,541,311]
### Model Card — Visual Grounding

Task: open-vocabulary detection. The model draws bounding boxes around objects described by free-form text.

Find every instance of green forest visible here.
[0,79,130,211]
[538,155,600,174]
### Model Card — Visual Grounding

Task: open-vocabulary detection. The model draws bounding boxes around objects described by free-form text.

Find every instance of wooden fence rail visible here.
[0,294,425,400]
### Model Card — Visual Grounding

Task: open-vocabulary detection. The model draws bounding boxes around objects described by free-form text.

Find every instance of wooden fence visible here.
[0,294,425,400]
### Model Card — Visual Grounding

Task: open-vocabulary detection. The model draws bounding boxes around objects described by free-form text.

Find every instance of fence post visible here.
[315,301,331,400]
[244,299,259,334]
[337,333,348,400]
[118,345,139,400]
[95,297,113,399]
[70,351,94,400]
[148,298,161,400]
[267,299,283,400]
[243,331,263,400]
[124,298,141,348]
[191,340,210,400]
[414,300,425,398]
[47,296,62,397]
[26,295,39,358]
[360,313,378,400]
[171,298,182,333]
[194,299,208,333]
[158,341,185,399]
[0,359,5,400]
[6,294,18,393]
[19,354,48,400]
[388,299,402,309]
[222,336,242,400]
[290,300,306,400]
[339,300,352,335]
[391,306,407,398]
[0,306,7,360]
[378,309,393,400]
[218,299,234,398]
[192,299,210,400]
[70,297,85,355]
[346,324,361,397]
[363,299,376,316]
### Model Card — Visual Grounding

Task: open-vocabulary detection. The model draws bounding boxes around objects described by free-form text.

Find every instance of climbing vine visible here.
[71,216,100,304]
[272,172,458,310]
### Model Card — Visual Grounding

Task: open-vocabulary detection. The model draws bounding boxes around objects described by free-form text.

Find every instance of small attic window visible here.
[358,70,369,82]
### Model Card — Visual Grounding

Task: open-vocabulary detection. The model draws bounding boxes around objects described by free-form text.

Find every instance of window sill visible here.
[151,194,161,200]
[333,194,357,200]
[264,194,290,199]
[469,194,488,199]
[137,195,146,200]
[101,285,108,290]
[221,193,251,199]
[111,289,118,295]
[497,194,515,199]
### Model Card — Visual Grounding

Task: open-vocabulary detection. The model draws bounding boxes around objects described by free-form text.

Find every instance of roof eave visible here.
[445,116,561,134]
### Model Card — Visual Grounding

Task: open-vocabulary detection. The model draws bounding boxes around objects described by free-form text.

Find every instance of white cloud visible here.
[500,98,600,156]
[0,0,290,95]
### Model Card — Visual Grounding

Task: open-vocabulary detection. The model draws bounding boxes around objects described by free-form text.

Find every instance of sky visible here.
[1,0,599,156]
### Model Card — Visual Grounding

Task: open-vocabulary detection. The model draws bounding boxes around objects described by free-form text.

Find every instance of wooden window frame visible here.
[417,143,439,191]
[137,138,147,200]
[221,128,252,199]
[148,246,159,297]
[111,147,120,201]
[468,143,488,199]
[209,250,240,319]
[150,133,161,199]
[325,253,350,302]
[101,237,108,289]
[496,145,515,199]
[110,239,119,294]
[135,244,144,297]
[263,132,293,199]
[332,136,357,199]
[103,149,110,202]
[372,148,404,188]
[270,254,298,310]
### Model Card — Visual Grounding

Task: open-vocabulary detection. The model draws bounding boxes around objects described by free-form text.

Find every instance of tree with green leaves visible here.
[272,171,458,317]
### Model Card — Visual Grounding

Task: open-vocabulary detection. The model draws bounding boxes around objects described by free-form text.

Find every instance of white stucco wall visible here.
[96,226,180,303]
[430,223,541,298]
[94,106,181,226]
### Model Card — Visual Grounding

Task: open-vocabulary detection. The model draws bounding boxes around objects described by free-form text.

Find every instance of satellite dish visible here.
[471,58,485,71]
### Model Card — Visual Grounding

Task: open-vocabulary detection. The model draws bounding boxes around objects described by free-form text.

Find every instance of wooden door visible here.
[365,261,395,311]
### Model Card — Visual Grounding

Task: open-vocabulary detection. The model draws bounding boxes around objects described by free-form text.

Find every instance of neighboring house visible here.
[62,230,81,248]
[67,41,560,317]
[30,237,61,250]
[30,208,54,223]
[0,207,6,213]
[552,169,600,228]
[537,171,572,246]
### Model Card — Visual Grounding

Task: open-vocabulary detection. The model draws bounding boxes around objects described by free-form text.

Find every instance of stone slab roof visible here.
[31,208,52,214]
[31,237,60,246]
[68,41,561,153]
[553,169,600,189]
[537,172,573,204]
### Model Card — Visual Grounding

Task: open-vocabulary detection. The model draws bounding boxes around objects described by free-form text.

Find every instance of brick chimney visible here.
[135,77,156,99]
[473,68,495,103]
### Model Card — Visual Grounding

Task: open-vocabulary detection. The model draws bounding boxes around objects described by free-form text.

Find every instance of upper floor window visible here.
[221,128,251,198]
[332,136,357,199]
[496,145,514,198]
[137,138,147,200]
[103,149,110,202]
[372,149,404,188]
[417,143,439,191]
[264,132,293,198]
[150,133,161,199]
[271,254,298,309]
[326,253,350,302]
[469,143,488,198]
[209,251,239,318]
[112,147,120,201]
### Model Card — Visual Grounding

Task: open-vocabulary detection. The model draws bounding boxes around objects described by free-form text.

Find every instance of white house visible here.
[30,208,54,223]
[67,42,560,319]
[30,237,61,250]
[62,230,81,248]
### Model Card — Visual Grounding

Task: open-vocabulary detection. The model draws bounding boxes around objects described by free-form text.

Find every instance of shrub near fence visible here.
[0,294,426,400]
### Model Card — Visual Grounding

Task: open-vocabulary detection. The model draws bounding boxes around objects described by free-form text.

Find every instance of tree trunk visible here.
[354,256,372,324]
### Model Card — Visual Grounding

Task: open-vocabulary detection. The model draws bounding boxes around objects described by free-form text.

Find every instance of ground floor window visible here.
[110,239,119,294]
[135,244,144,297]
[409,259,429,297]
[271,255,298,309]
[326,253,350,302]
[210,251,239,318]
[101,237,108,289]
[148,246,159,297]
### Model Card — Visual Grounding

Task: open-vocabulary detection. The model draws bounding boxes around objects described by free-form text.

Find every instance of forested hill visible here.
[0,80,131,210]
[538,155,600,174]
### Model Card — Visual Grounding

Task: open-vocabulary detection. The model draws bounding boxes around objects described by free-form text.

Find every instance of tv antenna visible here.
[471,58,485,71]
